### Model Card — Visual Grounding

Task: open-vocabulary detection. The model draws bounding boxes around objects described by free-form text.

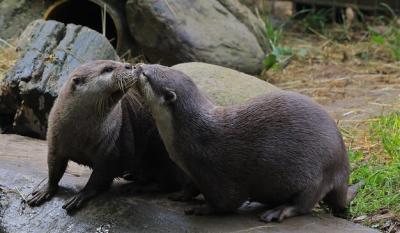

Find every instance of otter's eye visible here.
[101,66,114,74]
[73,77,84,85]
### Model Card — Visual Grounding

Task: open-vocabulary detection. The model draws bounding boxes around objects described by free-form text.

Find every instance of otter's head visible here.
[63,60,135,115]
[68,60,133,98]
[134,64,197,107]
[132,64,205,114]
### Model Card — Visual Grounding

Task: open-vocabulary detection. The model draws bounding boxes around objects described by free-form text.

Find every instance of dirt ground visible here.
[267,42,400,124]
[262,28,400,138]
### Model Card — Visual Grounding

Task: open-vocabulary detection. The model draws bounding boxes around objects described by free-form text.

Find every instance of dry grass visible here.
[0,45,18,81]
[262,30,400,124]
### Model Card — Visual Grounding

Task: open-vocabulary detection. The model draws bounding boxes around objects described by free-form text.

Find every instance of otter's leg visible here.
[323,183,349,215]
[185,184,244,215]
[27,156,68,206]
[169,182,200,202]
[62,159,118,212]
[260,182,323,222]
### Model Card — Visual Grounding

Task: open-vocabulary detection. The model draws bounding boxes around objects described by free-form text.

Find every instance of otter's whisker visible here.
[118,79,126,94]
[118,79,123,92]
[125,79,137,89]
[122,79,127,93]
[125,80,133,88]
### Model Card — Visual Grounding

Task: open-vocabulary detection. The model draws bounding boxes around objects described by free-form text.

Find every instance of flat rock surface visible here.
[0,134,379,233]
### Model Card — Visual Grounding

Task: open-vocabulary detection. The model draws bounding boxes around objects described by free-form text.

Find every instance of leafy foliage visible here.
[263,19,292,70]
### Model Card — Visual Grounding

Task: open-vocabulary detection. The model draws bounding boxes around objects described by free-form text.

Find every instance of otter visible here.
[27,60,186,212]
[130,64,357,222]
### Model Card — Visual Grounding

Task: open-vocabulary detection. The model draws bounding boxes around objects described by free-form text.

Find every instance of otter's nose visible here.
[124,64,132,70]
[132,63,143,75]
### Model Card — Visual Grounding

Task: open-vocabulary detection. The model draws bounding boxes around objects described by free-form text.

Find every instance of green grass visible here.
[369,22,400,61]
[349,112,400,219]
[263,19,293,70]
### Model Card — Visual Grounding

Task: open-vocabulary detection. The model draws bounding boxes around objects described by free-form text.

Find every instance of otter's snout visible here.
[110,63,139,93]
[124,63,132,70]
[131,63,144,78]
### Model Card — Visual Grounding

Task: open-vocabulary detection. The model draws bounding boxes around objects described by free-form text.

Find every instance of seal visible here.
[27,60,186,212]
[131,64,357,222]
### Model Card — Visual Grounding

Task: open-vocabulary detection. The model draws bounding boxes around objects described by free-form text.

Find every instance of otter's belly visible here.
[59,140,97,167]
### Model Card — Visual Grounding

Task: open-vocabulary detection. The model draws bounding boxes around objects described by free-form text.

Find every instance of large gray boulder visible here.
[0,19,118,138]
[172,62,278,106]
[217,0,268,50]
[126,0,266,74]
[0,0,48,40]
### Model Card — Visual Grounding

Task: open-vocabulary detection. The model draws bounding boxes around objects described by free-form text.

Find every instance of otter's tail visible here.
[346,181,365,204]
[323,181,364,215]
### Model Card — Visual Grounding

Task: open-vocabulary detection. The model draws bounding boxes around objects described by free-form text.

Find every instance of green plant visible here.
[263,19,293,70]
[368,4,400,61]
[370,24,400,61]
[299,8,331,35]
[349,112,400,218]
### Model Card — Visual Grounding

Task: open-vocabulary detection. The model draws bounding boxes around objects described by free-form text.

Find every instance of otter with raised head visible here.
[131,64,357,222]
[27,60,185,212]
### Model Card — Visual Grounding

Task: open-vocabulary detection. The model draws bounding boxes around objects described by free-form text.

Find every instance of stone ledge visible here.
[0,134,379,233]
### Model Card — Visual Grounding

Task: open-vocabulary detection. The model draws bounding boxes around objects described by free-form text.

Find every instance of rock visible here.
[0,0,136,55]
[0,19,118,138]
[0,0,48,40]
[216,0,267,50]
[172,62,278,106]
[125,0,266,74]
[0,133,381,233]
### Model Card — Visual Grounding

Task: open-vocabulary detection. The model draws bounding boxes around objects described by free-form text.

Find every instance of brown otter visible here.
[27,60,186,212]
[130,64,357,222]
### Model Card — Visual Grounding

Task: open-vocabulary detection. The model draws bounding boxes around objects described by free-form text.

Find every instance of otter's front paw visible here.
[27,184,58,206]
[62,189,97,212]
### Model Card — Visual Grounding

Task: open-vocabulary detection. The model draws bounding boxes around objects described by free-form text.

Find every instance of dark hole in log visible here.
[44,0,118,48]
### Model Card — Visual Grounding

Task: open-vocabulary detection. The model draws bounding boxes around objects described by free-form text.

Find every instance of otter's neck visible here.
[55,95,123,141]
[152,91,217,176]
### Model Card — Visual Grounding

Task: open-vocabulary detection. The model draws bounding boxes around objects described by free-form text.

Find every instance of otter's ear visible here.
[163,89,176,104]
